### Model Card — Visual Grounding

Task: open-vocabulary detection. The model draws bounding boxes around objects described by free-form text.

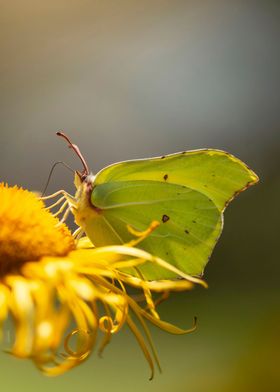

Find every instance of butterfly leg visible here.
[58,207,71,224]
[72,227,84,240]
[45,196,66,211]
[53,201,68,218]
[41,189,69,200]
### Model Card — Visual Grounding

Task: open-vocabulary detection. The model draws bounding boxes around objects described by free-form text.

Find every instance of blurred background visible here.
[0,0,279,391]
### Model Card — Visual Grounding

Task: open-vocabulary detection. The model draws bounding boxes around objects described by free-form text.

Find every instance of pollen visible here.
[0,183,75,275]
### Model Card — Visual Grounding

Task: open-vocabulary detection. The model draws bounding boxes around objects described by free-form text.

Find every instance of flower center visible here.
[0,184,75,275]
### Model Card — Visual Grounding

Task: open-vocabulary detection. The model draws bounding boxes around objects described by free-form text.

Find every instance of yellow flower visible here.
[0,183,205,379]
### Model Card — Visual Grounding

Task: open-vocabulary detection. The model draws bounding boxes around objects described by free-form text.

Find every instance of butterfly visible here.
[47,132,258,280]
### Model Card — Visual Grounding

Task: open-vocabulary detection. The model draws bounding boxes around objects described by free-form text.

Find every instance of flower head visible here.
[0,184,74,274]
[0,183,204,378]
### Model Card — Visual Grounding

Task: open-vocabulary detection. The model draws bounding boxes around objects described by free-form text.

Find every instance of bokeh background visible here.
[0,0,279,391]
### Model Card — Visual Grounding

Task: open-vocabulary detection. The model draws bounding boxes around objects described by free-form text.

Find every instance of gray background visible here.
[0,1,279,391]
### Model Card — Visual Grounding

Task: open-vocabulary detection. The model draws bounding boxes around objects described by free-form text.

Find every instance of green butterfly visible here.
[53,132,258,280]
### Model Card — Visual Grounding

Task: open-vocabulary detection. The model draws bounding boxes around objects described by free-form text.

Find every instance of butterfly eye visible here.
[80,173,88,182]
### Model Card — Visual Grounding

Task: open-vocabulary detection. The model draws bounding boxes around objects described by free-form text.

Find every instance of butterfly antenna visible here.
[56,131,90,177]
[41,161,75,196]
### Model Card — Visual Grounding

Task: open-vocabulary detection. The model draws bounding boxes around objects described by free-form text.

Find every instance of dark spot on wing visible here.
[161,155,166,159]
[181,151,186,154]
[212,173,216,177]
[204,184,208,188]
[166,252,169,256]
[185,229,189,234]
[162,214,170,223]
[192,220,196,224]
[163,174,168,181]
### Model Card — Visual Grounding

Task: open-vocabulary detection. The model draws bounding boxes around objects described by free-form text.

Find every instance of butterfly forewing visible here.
[95,150,258,210]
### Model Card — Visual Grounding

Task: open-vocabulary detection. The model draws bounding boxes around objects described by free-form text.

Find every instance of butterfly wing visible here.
[85,150,258,279]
